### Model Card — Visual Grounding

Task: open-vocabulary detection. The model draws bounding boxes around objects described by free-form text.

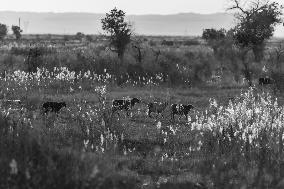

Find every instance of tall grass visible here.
[1,67,284,188]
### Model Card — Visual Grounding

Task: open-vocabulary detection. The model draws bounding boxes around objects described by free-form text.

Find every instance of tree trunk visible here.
[243,68,253,86]
[118,51,124,63]
[252,44,265,62]
[240,49,253,86]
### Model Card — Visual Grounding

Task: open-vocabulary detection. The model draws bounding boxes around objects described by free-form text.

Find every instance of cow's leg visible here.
[178,114,181,121]
[111,108,116,116]
[148,110,152,118]
[171,112,175,121]
[158,111,163,119]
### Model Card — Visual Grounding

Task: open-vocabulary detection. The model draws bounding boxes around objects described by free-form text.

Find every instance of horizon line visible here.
[0,10,231,16]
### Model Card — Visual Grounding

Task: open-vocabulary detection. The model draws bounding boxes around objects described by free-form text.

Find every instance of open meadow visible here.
[0,0,284,187]
[0,34,284,189]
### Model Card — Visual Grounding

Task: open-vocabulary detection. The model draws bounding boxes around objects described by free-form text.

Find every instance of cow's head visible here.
[131,98,140,105]
[187,104,194,110]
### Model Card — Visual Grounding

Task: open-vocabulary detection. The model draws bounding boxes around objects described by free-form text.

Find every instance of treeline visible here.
[0,0,283,87]
[0,24,22,40]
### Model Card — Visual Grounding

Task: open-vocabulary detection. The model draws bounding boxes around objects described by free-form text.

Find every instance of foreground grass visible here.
[1,69,284,188]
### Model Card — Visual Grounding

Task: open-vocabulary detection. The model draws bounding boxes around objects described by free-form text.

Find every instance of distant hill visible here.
[0,11,283,37]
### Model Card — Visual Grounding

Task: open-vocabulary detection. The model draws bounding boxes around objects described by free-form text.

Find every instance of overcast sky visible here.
[1,0,282,15]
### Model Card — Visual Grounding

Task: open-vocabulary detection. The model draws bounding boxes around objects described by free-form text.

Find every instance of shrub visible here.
[161,40,174,46]
[11,26,23,40]
[0,23,8,40]
[183,40,200,46]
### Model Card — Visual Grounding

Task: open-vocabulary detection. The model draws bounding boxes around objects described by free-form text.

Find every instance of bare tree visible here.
[239,47,253,86]
[270,42,284,70]
[269,42,284,92]
[151,48,161,62]
[132,38,145,63]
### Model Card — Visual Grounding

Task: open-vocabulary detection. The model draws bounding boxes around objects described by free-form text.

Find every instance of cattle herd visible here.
[39,97,195,121]
[3,77,274,119]
[42,101,67,114]
[112,97,194,120]
[111,97,141,116]
[1,97,194,120]
[259,77,274,85]
[106,76,274,120]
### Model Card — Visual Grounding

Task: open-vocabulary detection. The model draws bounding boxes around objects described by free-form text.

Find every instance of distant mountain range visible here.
[0,11,283,37]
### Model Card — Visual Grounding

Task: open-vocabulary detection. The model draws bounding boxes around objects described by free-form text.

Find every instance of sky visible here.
[0,0,271,15]
[1,0,283,36]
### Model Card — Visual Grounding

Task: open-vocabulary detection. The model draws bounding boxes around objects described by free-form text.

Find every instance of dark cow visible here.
[259,77,273,85]
[112,97,140,116]
[42,101,66,114]
[171,104,194,120]
[148,102,168,117]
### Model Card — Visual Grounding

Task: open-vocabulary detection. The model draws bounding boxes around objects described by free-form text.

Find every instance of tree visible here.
[202,28,231,77]
[12,25,23,40]
[0,23,8,40]
[101,7,132,61]
[86,35,94,42]
[228,0,283,61]
[132,38,145,63]
[75,32,85,41]
[202,28,226,41]
[202,28,227,54]
[25,47,44,73]
[268,42,284,70]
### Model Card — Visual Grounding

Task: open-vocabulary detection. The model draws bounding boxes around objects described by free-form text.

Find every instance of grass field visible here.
[0,35,283,188]
[1,65,284,189]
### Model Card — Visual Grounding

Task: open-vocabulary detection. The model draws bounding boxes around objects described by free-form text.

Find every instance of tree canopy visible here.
[228,0,283,61]
[12,25,23,40]
[0,24,8,40]
[202,28,226,42]
[202,28,227,54]
[101,7,132,61]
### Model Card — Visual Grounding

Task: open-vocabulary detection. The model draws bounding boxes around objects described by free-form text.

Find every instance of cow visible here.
[42,101,66,114]
[148,102,168,118]
[259,77,273,85]
[112,97,140,116]
[171,104,194,120]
